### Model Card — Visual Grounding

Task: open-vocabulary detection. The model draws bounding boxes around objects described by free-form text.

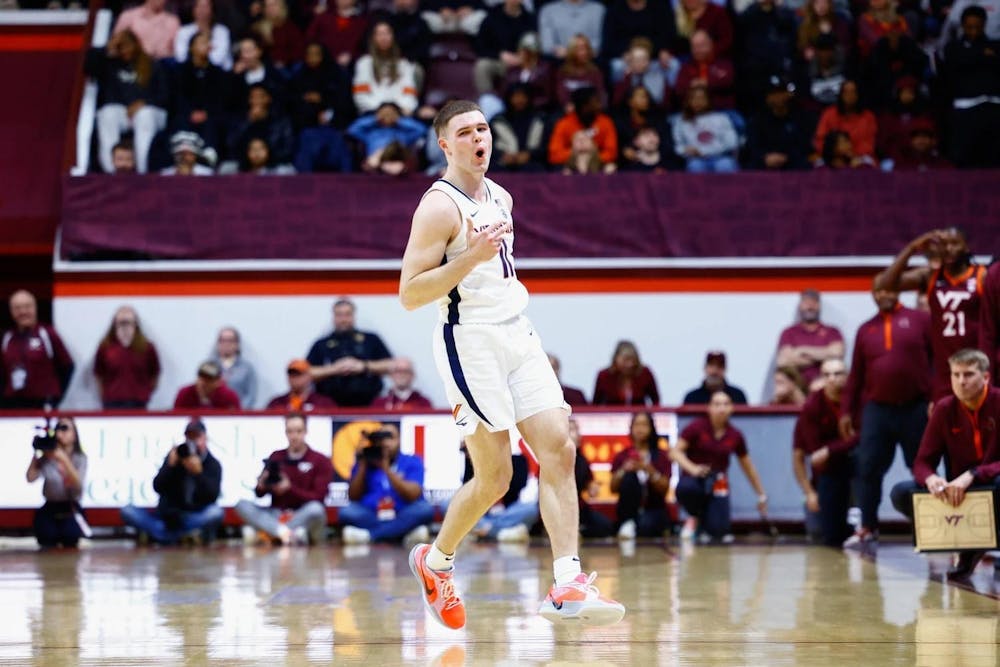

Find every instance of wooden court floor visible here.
[2,538,999,666]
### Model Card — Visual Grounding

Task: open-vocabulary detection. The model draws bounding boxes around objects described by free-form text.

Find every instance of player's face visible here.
[950,362,987,403]
[940,229,968,267]
[443,111,491,172]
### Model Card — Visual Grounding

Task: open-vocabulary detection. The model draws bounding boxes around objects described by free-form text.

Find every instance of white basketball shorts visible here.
[432,315,569,435]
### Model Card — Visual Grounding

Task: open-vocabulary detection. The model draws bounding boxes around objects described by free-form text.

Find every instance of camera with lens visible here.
[32,423,57,452]
[361,430,391,464]
[264,459,283,485]
[176,441,194,459]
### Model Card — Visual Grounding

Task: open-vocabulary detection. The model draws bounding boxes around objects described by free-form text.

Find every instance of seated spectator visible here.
[382,0,433,68]
[603,0,677,86]
[548,353,588,406]
[347,103,427,172]
[352,21,421,116]
[796,32,846,117]
[170,31,232,153]
[672,0,733,58]
[889,349,1000,580]
[683,350,748,405]
[86,30,169,174]
[25,417,89,549]
[1,290,74,410]
[236,412,333,545]
[876,76,933,161]
[230,37,286,112]
[776,289,845,391]
[548,86,618,169]
[470,439,539,542]
[614,85,675,167]
[421,0,487,34]
[474,0,535,94]
[611,38,676,109]
[267,359,337,411]
[112,0,181,61]
[93,306,161,409]
[771,365,807,405]
[891,121,953,170]
[339,424,435,544]
[793,358,856,546]
[671,84,739,173]
[673,30,735,110]
[554,34,607,112]
[227,85,295,167]
[290,43,354,173]
[120,420,224,545]
[307,298,395,407]
[538,0,606,59]
[173,360,242,409]
[306,0,370,69]
[619,125,668,171]
[936,0,1000,57]
[857,0,909,61]
[796,0,851,65]
[161,131,216,175]
[815,129,876,168]
[210,326,257,408]
[236,137,297,174]
[865,31,928,111]
[174,0,232,69]
[746,75,811,171]
[735,0,797,110]
[813,79,877,160]
[562,130,606,173]
[942,6,1000,168]
[111,141,137,173]
[501,32,554,110]
[571,418,615,538]
[672,391,768,543]
[490,84,549,171]
[370,358,434,411]
[592,339,659,405]
[611,412,672,539]
[252,0,305,70]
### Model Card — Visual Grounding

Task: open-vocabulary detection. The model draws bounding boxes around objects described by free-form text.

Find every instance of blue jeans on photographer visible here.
[338,499,435,542]
[120,503,224,544]
[35,501,87,548]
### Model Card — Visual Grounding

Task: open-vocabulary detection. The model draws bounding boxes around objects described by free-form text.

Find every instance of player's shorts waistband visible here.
[439,314,524,327]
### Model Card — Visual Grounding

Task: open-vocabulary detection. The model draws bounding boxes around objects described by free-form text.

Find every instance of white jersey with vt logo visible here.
[426,177,529,324]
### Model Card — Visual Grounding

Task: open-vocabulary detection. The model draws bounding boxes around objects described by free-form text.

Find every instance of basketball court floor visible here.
[3,538,998,666]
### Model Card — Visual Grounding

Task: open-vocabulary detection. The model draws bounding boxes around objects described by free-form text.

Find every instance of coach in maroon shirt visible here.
[981,261,1000,386]
[1,290,74,410]
[890,348,1000,579]
[794,358,858,546]
[173,360,241,410]
[776,289,845,391]
[840,285,932,548]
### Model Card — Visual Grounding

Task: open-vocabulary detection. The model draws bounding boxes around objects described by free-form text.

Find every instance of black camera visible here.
[361,430,391,464]
[264,459,282,485]
[32,431,57,452]
[176,441,194,459]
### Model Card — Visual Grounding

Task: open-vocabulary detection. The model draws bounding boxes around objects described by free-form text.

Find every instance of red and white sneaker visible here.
[538,572,626,625]
[408,544,466,630]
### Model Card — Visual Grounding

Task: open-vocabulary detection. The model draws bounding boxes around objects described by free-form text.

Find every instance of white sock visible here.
[426,543,455,571]
[553,556,582,586]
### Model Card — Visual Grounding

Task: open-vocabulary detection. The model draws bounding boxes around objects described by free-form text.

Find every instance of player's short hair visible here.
[948,348,990,373]
[433,100,483,137]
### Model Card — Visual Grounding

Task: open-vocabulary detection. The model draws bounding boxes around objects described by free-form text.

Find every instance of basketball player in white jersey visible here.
[399,100,625,629]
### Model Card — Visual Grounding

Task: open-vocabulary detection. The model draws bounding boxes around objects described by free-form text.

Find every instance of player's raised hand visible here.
[465,216,508,263]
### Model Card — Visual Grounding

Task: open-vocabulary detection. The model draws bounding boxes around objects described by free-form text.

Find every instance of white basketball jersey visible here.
[425,177,530,325]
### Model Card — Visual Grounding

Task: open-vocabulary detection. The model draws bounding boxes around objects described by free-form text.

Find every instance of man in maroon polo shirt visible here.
[173,360,241,410]
[840,284,932,549]
[1,290,74,410]
[793,358,857,546]
[876,227,987,401]
[889,349,1000,579]
[776,289,845,392]
[981,261,1000,386]
[370,357,434,411]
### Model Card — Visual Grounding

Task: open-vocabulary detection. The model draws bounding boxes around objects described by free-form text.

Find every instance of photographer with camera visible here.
[339,423,435,545]
[25,417,89,548]
[120,419,223,545]
[235,412,334,546]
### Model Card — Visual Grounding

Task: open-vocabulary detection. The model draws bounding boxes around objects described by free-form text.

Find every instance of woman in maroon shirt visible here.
[93,306,161,409]
[671,391,768,543]
[610,412,672,539]
[592,340,660,406]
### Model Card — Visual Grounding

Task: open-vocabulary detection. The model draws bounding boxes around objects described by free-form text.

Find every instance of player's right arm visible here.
[874,230,942,292]
[399,190,504,311]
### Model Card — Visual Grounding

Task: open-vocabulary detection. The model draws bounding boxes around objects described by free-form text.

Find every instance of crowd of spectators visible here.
[81,0,1000,175]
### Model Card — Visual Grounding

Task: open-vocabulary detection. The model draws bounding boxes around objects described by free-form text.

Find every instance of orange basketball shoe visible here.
[408,544,466,630]
[538,572,626,625]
